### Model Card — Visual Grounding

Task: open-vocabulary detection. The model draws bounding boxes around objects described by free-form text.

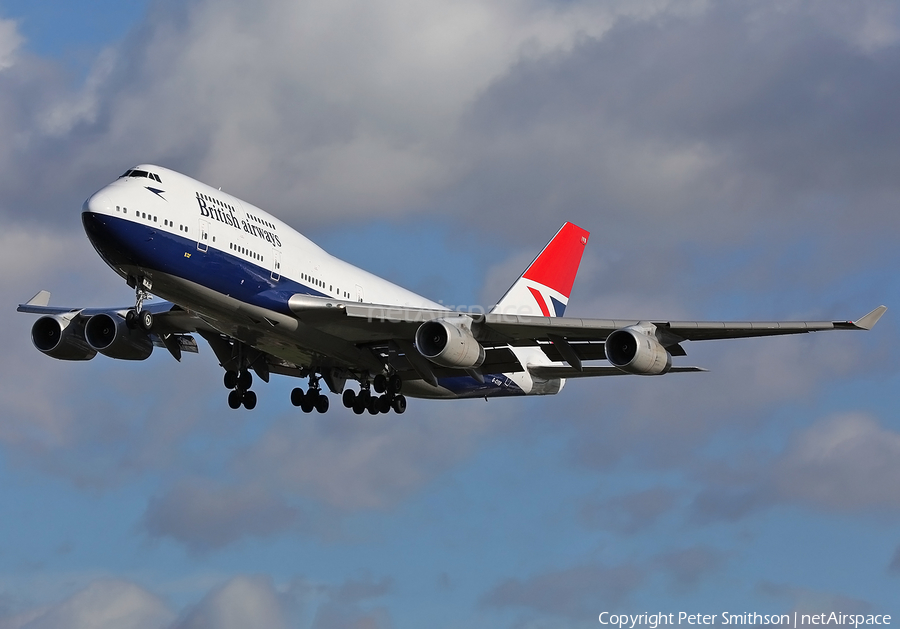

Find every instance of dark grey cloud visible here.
[579,486,679,534]
[143,480,300,552]
[479,562,644,617]
[757,580,873,615]
[692,413,900,523]
[653,546,725,593]
[454,1,900,250]
[889,545,900,574]
[137,401,510,549]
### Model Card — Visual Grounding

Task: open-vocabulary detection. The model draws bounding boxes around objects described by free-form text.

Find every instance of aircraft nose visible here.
[82,192,113,215]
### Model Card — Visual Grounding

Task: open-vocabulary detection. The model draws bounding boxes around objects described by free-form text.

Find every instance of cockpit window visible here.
[117,169,162,183]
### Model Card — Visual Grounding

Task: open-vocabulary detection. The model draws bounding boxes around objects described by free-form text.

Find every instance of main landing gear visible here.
[290,374,330,414]
[220,363,407,415]
[342,374,406,415]
[225,369,257,410]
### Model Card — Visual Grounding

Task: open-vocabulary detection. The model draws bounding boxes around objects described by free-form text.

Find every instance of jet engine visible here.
[85,313,154,360]
[415,317,485,369]
[31,315,97,361]
[605,326,671,375]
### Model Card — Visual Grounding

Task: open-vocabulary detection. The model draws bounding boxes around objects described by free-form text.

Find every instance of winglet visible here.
[849,305,887,330]
[26,290,51,307]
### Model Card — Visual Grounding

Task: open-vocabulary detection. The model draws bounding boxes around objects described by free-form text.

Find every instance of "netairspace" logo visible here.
[598,613,892,629]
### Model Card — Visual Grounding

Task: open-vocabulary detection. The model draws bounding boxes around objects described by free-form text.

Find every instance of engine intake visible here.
[85,313,153,360]
[415,317,485,369]
[605,326,671,375]
[32,315,96,361]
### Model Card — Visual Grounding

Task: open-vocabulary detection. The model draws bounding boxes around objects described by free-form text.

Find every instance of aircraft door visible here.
[271,250,282,281]
[355,284,364,303]
[197,219,210,252]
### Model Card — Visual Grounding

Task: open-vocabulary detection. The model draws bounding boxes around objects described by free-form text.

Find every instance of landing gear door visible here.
[197,219,210,252]
[271,249,282,281]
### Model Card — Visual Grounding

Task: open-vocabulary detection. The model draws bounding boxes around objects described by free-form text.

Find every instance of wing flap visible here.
[529,365,707,379]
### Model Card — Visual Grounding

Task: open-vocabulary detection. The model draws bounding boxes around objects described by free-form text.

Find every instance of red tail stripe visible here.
[522,222,589,298]
[527,286,551,317]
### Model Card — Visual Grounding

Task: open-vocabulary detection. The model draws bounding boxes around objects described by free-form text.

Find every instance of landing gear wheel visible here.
[300,391,316,413]
[237,370,252,390]
[388,375,403,394]
[352,397,366,415]
[291,387,304,406]
[378,395,391,414]
[125,309,137,329]
[373,374,387,394]
[367,396,380,415]
[139,309,153,331]
[227,389,242,409]
[342,389,356,408]
[224,371,238,390]
[392,394,407,414]
[314,395,329,413]
[242,390,257,410]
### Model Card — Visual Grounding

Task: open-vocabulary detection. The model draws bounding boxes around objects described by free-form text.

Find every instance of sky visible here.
[0,0,898,627]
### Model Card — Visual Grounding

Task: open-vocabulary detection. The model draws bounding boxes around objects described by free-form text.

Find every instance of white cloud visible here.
[0,18,23,71]
[173,576,288,629]
[3,580,173,629]
[774,413,900,510]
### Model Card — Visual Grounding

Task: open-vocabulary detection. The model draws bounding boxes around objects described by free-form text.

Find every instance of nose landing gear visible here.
[125,275,155,331]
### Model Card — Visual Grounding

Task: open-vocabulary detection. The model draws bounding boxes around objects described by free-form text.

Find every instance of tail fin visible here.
[490,222,589,317]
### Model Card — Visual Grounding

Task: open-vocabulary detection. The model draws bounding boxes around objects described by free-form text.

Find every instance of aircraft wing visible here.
[330,302,887,346]
[289,297,885,378]
[17,291,205,360]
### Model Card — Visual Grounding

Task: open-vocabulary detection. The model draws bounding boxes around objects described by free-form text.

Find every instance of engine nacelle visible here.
[415,317,485,369]
[85,313,153,360]
[31,315,97,361]
[605,326,672,375]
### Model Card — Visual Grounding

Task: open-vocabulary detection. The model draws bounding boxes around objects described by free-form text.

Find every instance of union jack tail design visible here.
[490,222,590,318]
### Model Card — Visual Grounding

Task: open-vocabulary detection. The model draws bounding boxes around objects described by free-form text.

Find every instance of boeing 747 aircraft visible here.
[18,165,886,414]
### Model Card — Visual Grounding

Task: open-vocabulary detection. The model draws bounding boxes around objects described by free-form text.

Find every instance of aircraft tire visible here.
[378,395,391,414]
[392,394,407,414]
[125,309,137,329]
[290,387,304,406]
[227,389,242,409]
[342,389,355,408]
[315,395,329,413]
[366,396,379,415]
[300,392,316,413]
[352,398,366,414]
[224,371,238,389]
[139,309,153,331]
[237,370,252,390]
[388,375,403,394]
[373,374,387,393]
[243,390,257,410]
